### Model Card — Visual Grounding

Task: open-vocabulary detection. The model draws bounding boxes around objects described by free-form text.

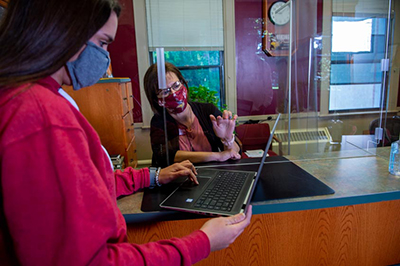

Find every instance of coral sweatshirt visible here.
[0,77,210,265]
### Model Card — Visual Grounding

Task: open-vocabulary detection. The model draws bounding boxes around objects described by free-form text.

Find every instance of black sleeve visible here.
[150,115,179,168]
[208,103,223,118]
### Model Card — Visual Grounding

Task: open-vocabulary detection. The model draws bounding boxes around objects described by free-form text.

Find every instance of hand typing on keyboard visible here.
[157,160,199,185]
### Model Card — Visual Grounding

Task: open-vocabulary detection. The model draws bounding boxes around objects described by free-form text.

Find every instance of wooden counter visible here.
[118,147,400,265]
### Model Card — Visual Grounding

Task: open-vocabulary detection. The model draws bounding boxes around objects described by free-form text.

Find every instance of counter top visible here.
[118,146,400,223]
[97,77,131,83]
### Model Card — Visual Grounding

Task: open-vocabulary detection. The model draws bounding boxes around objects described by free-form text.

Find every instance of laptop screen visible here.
[256,113,281,177]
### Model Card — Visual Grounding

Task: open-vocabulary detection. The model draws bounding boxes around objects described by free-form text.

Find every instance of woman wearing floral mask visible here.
[144,63,241,168]
[0,0,252,265]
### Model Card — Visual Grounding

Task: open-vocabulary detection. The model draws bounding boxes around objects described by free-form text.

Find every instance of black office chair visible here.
[369,116,400,146]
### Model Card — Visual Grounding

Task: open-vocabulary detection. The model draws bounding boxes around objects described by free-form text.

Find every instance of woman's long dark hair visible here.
[0,0,121,88]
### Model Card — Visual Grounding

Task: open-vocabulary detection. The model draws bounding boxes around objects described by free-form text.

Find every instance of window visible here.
[150,50,225,108]
[146,0,225,108]
[329,17,387,112]
[332,18,372,53]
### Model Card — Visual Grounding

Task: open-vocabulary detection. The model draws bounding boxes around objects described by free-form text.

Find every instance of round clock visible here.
[268,1,290,26]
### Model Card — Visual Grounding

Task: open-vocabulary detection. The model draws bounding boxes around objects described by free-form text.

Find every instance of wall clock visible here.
[263,0,291,57]
[269,1,290,26]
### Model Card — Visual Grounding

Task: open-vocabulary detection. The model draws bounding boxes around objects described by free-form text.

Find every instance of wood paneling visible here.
[127,200,400,265]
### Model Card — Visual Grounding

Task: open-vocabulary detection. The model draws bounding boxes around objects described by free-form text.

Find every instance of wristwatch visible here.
[149,167,157,188]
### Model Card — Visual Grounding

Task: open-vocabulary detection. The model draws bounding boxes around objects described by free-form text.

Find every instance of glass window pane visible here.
[330,63,382,84]
[151,50,221,67]
[150,51,224,109]
[332,18,372,53]
[330,16,386,112]
[329,84,382,111]
[146,0,223,49]
[180,67,221,106]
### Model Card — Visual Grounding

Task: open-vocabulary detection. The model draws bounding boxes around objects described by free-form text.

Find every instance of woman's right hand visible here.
[210,110,237,141]
[218,149,241,162]
[200,205,252,252]
[158,160,199,185]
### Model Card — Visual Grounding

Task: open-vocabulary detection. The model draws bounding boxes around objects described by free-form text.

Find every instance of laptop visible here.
[160,113,281,216]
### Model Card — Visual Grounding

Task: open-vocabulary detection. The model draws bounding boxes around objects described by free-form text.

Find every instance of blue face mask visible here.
[66,41,110,91]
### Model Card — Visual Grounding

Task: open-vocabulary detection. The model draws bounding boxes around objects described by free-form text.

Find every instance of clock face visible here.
[268,1,290,26]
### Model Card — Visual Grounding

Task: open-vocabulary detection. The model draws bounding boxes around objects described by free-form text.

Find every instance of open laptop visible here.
[160,113,281,216]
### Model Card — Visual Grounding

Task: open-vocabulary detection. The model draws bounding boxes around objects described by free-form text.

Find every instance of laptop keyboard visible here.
[194,171,247,212]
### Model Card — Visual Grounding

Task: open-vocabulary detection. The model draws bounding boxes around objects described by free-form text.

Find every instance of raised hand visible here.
[210,110,237,142]
[200,205,252,252]
[158,160,199,185]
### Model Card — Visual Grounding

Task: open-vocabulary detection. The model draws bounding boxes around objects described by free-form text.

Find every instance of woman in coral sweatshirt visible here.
[0,0,252,265]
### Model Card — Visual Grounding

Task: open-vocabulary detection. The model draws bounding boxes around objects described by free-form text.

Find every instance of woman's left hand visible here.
[210,110,237,141]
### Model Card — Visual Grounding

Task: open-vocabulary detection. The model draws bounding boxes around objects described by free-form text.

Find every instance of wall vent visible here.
[274,127,331,144]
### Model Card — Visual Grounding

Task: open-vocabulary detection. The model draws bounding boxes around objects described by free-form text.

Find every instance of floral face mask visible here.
[158,85,188,114]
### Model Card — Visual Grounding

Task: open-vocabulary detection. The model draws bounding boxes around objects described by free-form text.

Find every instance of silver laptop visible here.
[160,113,281,216]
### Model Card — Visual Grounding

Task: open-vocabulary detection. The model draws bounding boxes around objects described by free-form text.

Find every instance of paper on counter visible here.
[244,149,269,158]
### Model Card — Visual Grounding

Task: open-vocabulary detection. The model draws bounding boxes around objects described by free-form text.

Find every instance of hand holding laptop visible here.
[158,160,199,185]
[200,205,252,251]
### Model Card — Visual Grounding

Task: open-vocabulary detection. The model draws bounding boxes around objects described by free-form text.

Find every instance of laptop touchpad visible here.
[196,168,217,178]
[181,177,211,189]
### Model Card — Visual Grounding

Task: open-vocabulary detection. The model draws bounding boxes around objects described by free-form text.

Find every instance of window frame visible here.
[328,15,388,113]
[319,2,398,117]
[134,0,236,127]
[148,50,226,108]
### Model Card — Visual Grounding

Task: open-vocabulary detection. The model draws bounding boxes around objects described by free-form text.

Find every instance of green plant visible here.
[189,85,226,111]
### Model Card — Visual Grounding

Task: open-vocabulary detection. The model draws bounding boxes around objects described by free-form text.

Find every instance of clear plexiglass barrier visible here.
[142,0,399,166]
